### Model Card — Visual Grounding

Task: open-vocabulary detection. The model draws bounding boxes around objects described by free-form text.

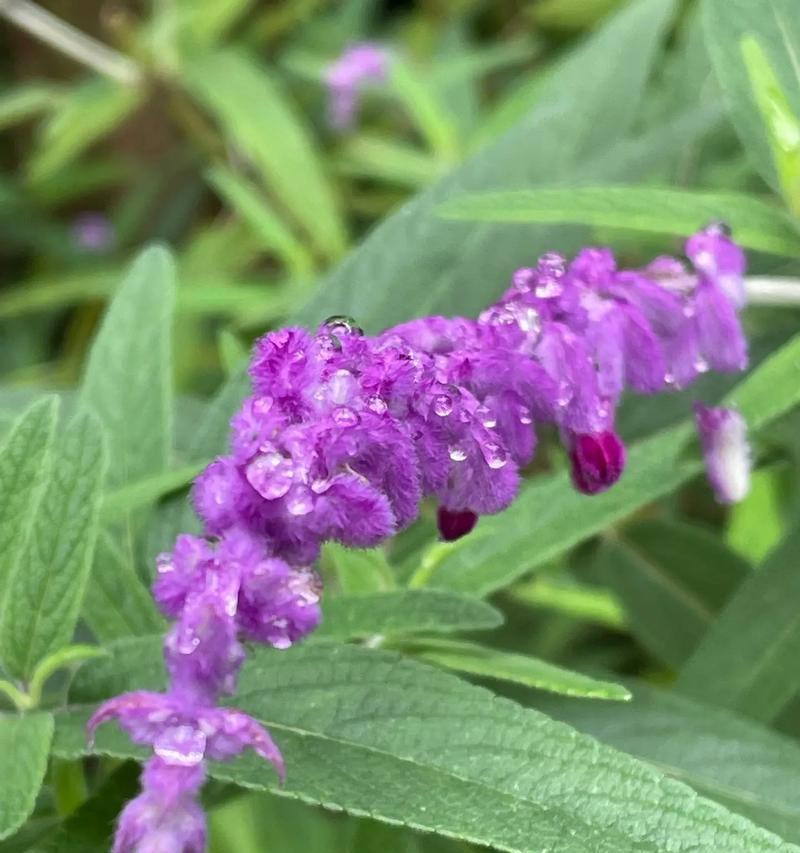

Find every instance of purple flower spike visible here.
[325,43,389,130]
[437,507,478,541]
[694,404,751,504]
[568,430,626,495]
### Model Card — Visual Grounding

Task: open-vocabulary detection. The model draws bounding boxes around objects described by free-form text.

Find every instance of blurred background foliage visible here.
[3,0,800,850]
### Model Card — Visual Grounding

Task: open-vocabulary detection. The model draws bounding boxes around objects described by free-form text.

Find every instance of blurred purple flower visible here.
[694,403,751,504]
[72,212,116,254]
[325,43,389,130]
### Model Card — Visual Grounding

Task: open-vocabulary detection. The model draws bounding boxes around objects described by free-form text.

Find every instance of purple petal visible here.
[568,429,626,495]
[694,404,751,504]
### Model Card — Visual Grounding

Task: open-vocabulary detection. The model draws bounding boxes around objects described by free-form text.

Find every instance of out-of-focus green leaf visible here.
[429,39,539,89]
[677,525,800,721]
[593,521,750,668]
[316,590,502,640]
[703,0,800,193]
[185,50,346,259]
[56,640,798,853]
[0,713,53,841]
[334,135,444,188]
[324,542,395,594]
[296,0,678,331]
[727,464,787,563]
[206,165,313,275]
[532,0,625,30]
[29,78,141,181]
[741,37,800,215]
[0,413,107,681]
[80,247,175,489]
[438,186,800,257]
[217,329,249,376]
[176,0,254,49]
[101,462,204,522]
[0,83,62,131]
[428,329,800,597]
[406,638,631,701]
[509,576,626,630]
[534,680,800,844]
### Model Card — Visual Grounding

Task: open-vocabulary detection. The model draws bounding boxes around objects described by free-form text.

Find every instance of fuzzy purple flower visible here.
[325,43,389,130]
[694,404,751,504]
[72,212,116,254]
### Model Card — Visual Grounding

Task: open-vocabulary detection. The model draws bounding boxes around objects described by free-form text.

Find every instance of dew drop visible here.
[154,726,206,767]
[287,488,314,516]
[367,395,387,414]
[433,394,453,417]
[448,444,468,462]
[323,315,364,337]
[481,441,508,469]
[246,451,294,500]
[664,372,675,385]
[694,357,709,374]
[518,405,533,425]
[332,406,360,427]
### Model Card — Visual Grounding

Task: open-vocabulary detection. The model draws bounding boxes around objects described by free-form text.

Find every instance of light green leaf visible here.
[27,645,107,708]
[316,590,502,640]
[0,412,108,680]
[438,186,800,258]
[185,50,346,259]
[334,134,444,189]
[727,465,787,563]
[703,0,800,192]
[0,397,59,617]
[80,247,175,489]
[0,713,53,841]
[101,462,204,522]
[54,640,797,852]
[0,83,62,131]
[217,328,249,376]
[430,329,800,597]
[29,78,142,181]
[324,542,395,594]
[742,36,800,215]
[82,532,164,644]
[534,679,800,844]
[676,524,800,721]
[509,576,626,630]
[296,0,677,331]
[206,165,313,276]
[406,638,630,701]
[594,521,750,668]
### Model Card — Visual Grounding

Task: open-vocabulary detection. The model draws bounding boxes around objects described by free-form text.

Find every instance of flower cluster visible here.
[90,224,749,851]
[324,43,389,130]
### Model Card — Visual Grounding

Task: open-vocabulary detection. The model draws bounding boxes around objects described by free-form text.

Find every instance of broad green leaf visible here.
[185,50,346,259]
[430,329,800,597]
[206,165,313,276]
[676,525,800,721]
[54,640,797,852]
[534,679,800,844]
[0,713,53,841]
[324,542,395,594]
[0,84,62,131]
[438,186,800,258]
[0,412,108,680]
[316,590,502,640]
[82,532,164,644]
[703,0,800,192]
[510,576,626,630]
[0,397,59,615]
[295,0,677,331]
[406,638,630,701]
[80,247,175,489]
[594,521,750,668]
[101,462,204,522]
[742,37,800,215]
[29,78,142,181]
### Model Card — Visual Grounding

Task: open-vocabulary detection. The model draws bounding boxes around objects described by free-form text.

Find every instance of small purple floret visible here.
[325,43,389,130]
[437,507,479,542]
[568,430,626,495]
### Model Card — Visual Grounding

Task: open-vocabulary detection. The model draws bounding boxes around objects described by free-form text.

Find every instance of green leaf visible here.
[594,521,750,668]
[0,713,53,841]
[316,590,502,640]
[509,576,626,630]
[29,78,141,181]
[217,328,249,376]
[334,134,444,189]
[27,645,108,708]
[430,329,800,597]
[405,638,631,701]
[54,640,797,852]
[703,0,800,193]
[0,397,59,619]
[206,165,313,276]
[676,524,800,721]
[0,84,62,131]
[324,542,396,594]
[438,186,800,258]
[185,50,346,259]
[101,462,204,522]
[295,0,677,331]
[727,465,787,563]
[534,679,800,844]
[742,36,800,215]
[0,412,108,680]
[80,247,175,489]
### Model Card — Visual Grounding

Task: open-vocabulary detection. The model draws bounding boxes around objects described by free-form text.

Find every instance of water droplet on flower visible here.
[481,441,508,469]
[246,451,294,499]
[328,369,356,405]
[433,394,453,417]
[367,395,387,414]
[323,315,364,337]
[317,333,342,358]
[694,357,709,374]
[512,267,535,292]
[287,488,314,516]
[448,444,468,462]
[157,555,174,575]
[253,395,274,415]
[707,219,731,236]
[664,372,675,385]
[311,478,331,494]
[332,406,360,427]
[154,726,206,767]
[683,303,696,318]
[518,406,533,425]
